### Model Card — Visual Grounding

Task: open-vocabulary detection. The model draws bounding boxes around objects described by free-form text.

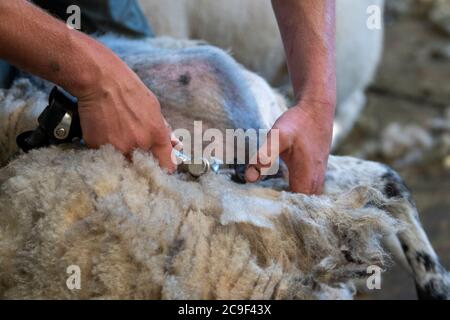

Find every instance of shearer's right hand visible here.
[75,52,177,173]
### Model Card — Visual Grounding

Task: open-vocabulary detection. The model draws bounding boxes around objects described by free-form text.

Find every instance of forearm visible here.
[272,0,336,114]
[0,0,117,97]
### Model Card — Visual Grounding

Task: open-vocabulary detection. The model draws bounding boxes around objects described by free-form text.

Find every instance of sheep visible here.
[0,36,448,299]
[0,143,399,299]
[137,0,385,147]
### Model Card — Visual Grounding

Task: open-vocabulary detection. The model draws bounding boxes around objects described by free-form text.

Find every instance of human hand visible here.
[0,0,178,172]
[75,53,177,172]
[244,101,334,194]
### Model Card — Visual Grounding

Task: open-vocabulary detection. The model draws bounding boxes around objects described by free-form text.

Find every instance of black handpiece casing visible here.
[16,87,82,152]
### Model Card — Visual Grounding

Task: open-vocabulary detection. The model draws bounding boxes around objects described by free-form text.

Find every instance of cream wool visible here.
[0,145,399,299]
[0,80,47,166]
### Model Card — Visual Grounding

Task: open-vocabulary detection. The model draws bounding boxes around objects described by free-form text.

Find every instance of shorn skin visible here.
[138,0,385,148]
[0,36,449,299]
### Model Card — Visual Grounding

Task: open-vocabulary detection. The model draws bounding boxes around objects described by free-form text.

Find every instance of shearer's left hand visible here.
[245,0,336,195]
[244,100,334,194]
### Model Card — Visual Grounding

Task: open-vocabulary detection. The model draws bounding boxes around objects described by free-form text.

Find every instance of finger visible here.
[245,131,279,182]
[244,128,288,183]
[163,117,171,129]
[245,165,261,183]
[170,132,183,151]
[163,117,183,151]
[150,138,177,173]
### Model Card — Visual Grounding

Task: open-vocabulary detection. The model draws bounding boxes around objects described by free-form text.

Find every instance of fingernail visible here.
[245,166,260,182]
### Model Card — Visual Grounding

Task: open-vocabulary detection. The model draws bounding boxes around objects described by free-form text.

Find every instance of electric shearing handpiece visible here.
[16,86,226,178]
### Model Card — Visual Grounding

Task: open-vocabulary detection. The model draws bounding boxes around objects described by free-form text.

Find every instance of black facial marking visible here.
[401,242,409,253]
[416,251,437,273]
[384,182,400,198]
[416,279,448,300]
[178,72,191,86]
[381,167,414,205]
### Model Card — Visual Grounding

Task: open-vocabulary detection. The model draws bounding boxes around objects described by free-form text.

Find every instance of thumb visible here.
[150,137,177,173]
[244,128,286,183]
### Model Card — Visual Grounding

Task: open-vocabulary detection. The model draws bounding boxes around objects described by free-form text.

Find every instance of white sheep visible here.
[0,35,448,299]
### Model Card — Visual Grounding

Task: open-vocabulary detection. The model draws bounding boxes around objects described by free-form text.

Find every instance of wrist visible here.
[294,79,336,107]
[62,31,116,98]
[294,93,336,121]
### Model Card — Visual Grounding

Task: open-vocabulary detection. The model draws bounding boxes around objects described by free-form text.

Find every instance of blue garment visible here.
[0,60,17,89]
[0,0,153,88]
[31,0,153,37]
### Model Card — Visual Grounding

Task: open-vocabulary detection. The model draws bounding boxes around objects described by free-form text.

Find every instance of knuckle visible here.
[135,134,151,150]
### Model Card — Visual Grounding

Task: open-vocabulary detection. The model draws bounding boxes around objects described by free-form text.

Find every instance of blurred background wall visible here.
[336,0,450,299]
